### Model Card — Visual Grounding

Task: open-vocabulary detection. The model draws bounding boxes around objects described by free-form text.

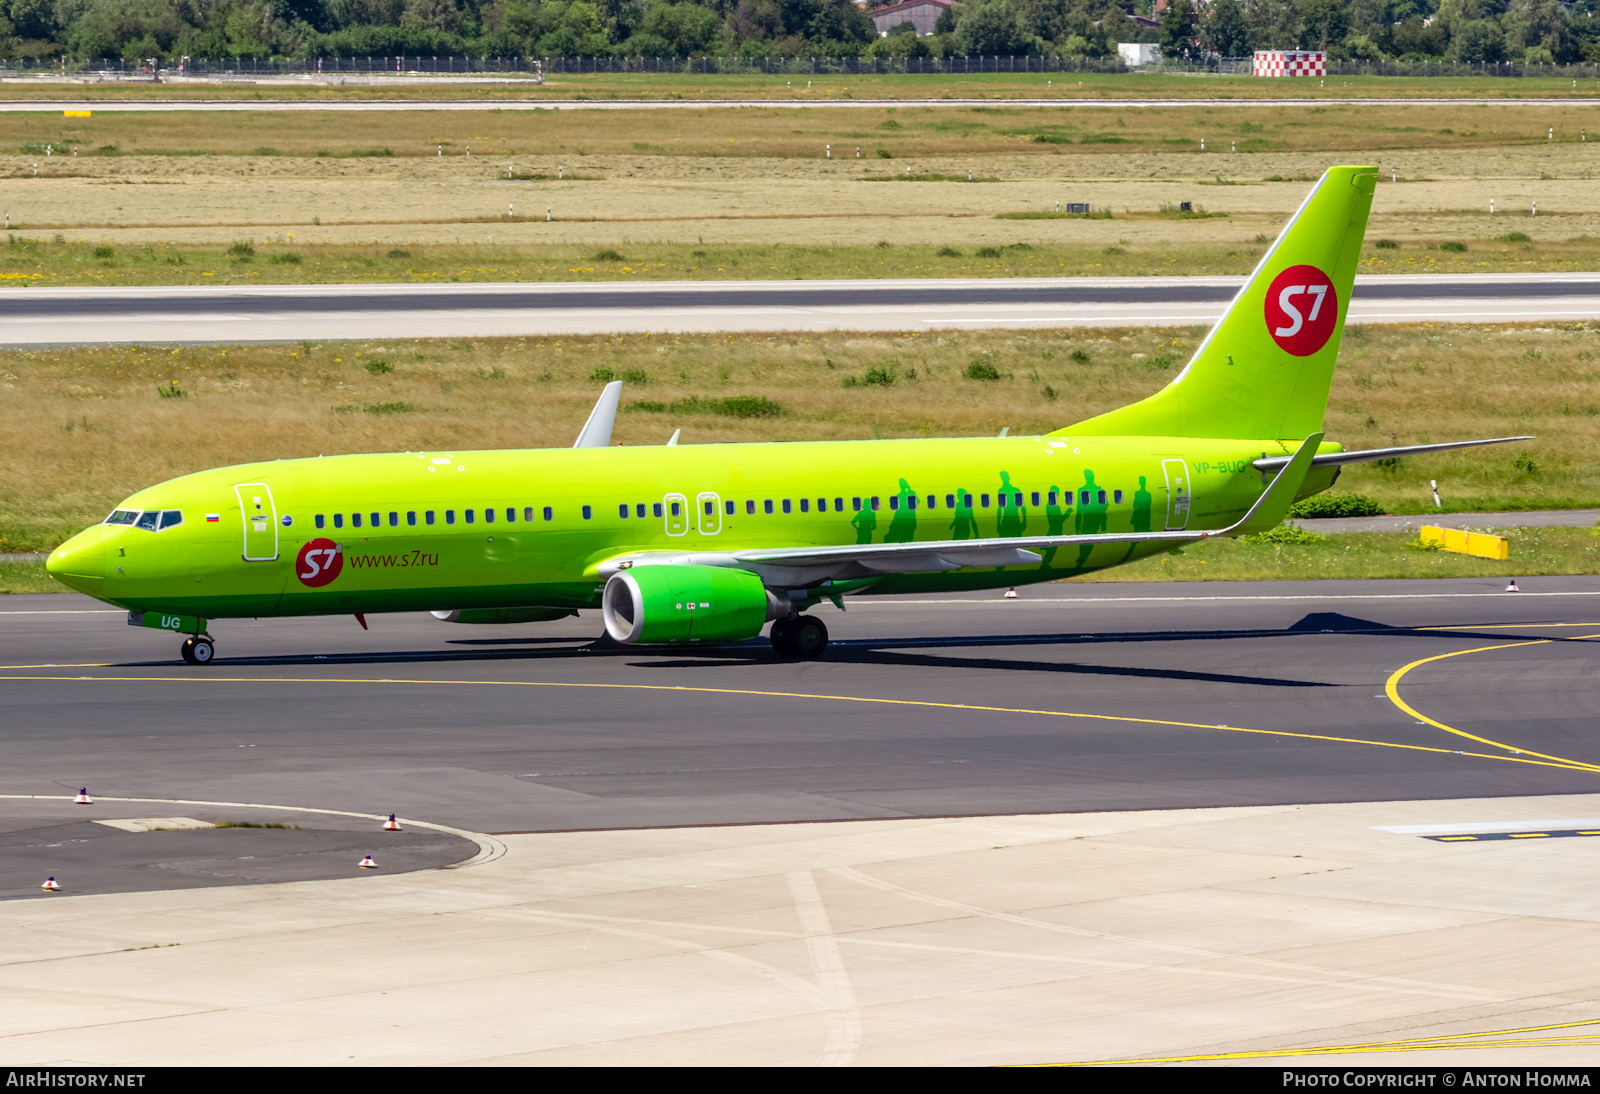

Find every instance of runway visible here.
[4,272,1597,344]
[0,96,1587,112]
[6,576,1600,896]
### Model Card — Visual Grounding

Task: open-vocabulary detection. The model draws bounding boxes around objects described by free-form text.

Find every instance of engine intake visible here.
[602,564,774,645]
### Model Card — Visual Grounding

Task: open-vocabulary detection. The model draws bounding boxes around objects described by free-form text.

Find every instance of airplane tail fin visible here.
[1065,165,1378,441]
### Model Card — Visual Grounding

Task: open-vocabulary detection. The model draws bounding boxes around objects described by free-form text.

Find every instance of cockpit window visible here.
[104,509,138,526]
[135,511,159,531]
[118,509,183,532]
[158,510,183,530]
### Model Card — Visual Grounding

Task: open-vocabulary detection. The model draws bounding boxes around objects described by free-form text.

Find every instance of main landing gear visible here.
[180,635,215,665]
[770,614,828,660]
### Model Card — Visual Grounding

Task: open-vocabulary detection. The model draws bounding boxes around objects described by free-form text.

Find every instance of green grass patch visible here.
[626,394,783,418]
[0,560,56,593]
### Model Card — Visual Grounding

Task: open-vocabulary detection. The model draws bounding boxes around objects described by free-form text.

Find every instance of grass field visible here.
[0,103,1594,278]
[2,322,1594,554]
[8,71,1600,102]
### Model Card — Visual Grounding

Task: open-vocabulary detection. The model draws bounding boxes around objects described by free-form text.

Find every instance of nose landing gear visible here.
[180,635,215,665]
[770,614,828,660]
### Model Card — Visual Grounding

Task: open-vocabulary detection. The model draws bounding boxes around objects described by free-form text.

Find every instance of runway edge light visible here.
[383,813,401,831]
[74,787,92,804]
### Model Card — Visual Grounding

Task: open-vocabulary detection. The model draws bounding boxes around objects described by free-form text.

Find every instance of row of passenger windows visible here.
[616,489,1120,519]
[315,506,555,530]
[314,489,1125,530]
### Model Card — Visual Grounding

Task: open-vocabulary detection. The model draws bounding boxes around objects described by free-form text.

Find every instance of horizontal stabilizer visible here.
[1253,435,1534,472]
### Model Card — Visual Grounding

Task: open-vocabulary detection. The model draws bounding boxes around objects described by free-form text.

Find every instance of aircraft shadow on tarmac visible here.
[95,611,1572,691]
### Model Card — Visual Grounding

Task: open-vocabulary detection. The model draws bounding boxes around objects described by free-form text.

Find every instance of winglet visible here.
[1224,431,1322,537]
[573,381,623,448]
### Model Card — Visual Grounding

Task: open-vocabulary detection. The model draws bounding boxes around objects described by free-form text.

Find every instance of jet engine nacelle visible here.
[602,564,780,645]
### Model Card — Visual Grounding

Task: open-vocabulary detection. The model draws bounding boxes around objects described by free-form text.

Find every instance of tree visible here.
[952,0,1032,54]
[1297,0,1348,50]
[1247,0,1299,49]
[1202,0,1252,58]
[1451,17,1506,61]
[1158,0,1196,61]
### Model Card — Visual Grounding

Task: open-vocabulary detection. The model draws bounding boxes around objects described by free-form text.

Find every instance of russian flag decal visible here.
[205,513,220,523]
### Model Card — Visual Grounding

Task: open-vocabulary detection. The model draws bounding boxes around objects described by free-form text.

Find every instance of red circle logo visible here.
[1264,264,1339,357]
[295,538,343,587]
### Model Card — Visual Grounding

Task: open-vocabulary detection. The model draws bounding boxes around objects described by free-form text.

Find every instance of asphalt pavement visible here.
[4,272,1597,344]
[5,576,1599,897]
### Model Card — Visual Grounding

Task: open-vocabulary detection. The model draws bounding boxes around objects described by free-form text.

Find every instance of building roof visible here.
[868,0,951,15]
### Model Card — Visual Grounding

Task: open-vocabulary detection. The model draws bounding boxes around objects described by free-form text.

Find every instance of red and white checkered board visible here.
[1253,52,1326,77]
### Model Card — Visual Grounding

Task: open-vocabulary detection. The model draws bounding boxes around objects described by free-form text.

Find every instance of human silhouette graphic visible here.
[1073,469,1109,570]
[851,498,878,544]
[949,490,978,540]
[996,471,1027,538]
[885,478,918,543]
[1041,485,1068,569]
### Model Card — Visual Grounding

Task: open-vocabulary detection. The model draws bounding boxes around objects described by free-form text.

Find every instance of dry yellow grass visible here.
[3,322,1596,552]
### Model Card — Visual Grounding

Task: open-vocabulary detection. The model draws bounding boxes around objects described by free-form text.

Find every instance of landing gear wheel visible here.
[180,636,214,665]
[789,615,829,659]
[769,618,793,656]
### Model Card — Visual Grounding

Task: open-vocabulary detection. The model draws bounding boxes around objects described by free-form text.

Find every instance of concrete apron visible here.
[6,793,1600,1066]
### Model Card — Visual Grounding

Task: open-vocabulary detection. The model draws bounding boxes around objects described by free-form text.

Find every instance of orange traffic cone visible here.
[359,854,377,869]
[1506,579,1520,592]
[1004,587,1019,599]
[383,813,400,831]
[73,788,91,804]
[41,877,60,891]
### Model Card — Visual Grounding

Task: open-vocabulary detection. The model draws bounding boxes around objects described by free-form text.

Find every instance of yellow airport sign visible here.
[1420,525,1509,560]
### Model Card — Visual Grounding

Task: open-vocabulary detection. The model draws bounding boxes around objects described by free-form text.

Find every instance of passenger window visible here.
[445,510,455,525]
[352,513,362,528]
[334,513,344,529]
[618,504,629,519]
[523,507,534,522]
[997,494,1006,509]
[1097,490,1106,504]
[484,508,494,524]
[746,500,755,515]
[764,500,774,514]
[889,496,899,511]
[1114,490,1123,504]
[852,497,862,511]
[704,500,715,516]
[908,495,917,511]
[1031,492,1040,506]
[1080,490,1090,505]
[945,494,955,509]
[389,512,399,527]
[655,502,665,518]
[782,499,792,514]
[926,495,936,510]
[370,513,380,528]
[543,506,553,521]
[980,494,991,508]
[105,509,139,526]
[582,505,592,520]
[1014,493,1023,507]
[159,510,183,530]
[506,508,516,522]
[315,514,325,530]
[817,498,826,512]
[871,496,880,511]
[833,498,843,512]
[425,511,435,525]
[799,498,809,513]
[465,510,475,524]
[636,503,646,518]
[1048,491,1058,506]
[670,501,681,517]
[725,500,735,516]
[407,512,417,526]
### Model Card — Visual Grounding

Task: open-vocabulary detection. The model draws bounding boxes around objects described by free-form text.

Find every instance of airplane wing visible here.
[1252,435,1533,472]
[596,433,1321,582]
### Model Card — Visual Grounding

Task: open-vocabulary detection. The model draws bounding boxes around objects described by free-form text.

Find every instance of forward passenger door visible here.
[234,483,279,561]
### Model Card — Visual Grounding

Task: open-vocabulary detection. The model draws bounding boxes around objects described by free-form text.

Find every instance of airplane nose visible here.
[46,527,106,596]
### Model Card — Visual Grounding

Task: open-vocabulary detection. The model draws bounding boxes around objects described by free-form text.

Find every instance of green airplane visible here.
[46,165,1528,665]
